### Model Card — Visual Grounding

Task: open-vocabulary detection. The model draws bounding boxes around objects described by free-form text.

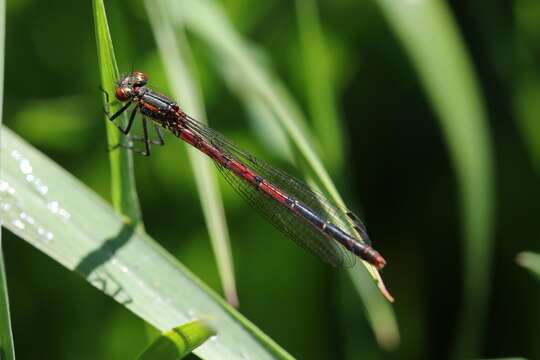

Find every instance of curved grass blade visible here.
[138,320,215,360]
[93,0,142,226]
[374,0,494,357]
[0,0,15,357]
[218,60,294,163]
[164,0,398,344]
[295,0,344,173]
[0,126,292,360]
[144,0,238,307]
[517,252,540,281]
[296,0,400,350]
[166,0,343,218]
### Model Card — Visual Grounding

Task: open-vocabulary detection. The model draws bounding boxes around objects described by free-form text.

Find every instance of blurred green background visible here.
[2,0,539,359]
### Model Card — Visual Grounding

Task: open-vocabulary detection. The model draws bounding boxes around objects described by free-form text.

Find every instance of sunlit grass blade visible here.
[374,0,494,357]
[517,252,540,281]
[138,320,216,360]
[0,0,15,358]
[164,0,398,344]
[218,60,294,163]
[0,127,293,360]
[144,0,238,307]
[93,0,142,226]
[295,0,344,173]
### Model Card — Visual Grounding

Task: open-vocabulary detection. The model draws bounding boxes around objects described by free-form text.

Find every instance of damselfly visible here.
[103,71,387,270]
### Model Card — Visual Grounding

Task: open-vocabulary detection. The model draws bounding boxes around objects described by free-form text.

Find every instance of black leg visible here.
[108,117,150,156]
[99,86,111,114]
[151,123,165,146]
[111,117,153,156]
[108,142,151,156]
[140,117,151,156]
[107,108,140,152]
[126,122,165,146]
[100,86,162,156]
[100,87,135,132]
[106,103,137,135]
[109,101,133,122]
[100,86,120,115]
[124,106,138,134]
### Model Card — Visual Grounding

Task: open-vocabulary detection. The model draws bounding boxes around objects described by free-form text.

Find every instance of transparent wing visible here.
[214,161,348,266]
[183,115,371,267]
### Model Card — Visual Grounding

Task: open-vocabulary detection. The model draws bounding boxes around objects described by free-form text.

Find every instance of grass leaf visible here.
[93,0,142,226]
[0,237,15,360]
[514,0,540,175]
[0,0,15,357]
[374,0,494,357]
[144,0,239,307]
[295,0,344,173]
[0,126,292,360]
[137,320,216,360]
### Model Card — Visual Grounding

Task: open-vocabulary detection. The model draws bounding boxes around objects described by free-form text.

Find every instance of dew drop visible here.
[19,159,32,174]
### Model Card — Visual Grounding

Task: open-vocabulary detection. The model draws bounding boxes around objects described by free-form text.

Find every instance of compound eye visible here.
[115,87,131,101]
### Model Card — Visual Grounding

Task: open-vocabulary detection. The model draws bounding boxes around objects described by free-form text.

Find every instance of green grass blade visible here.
[517,252,540,281]
[164,0,398,344]
[514,0,540,174]
[374,0,494,357]
[295,0,344,173]
[0,126,292,360]
[166,0,340,209]
[0,237,15,360]
[218,60,294,163]
[144,0,238,307]
[138,320,216,360]
[348,266,399,350]
[296,0,399,350]
[0,0,15,357]
[93,0,142,225]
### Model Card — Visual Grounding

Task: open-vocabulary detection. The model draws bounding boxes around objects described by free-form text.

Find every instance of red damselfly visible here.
[103,71,387,270]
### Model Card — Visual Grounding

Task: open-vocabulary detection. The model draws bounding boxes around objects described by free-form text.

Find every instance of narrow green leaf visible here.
[0,127,293,360]
[517,252,540,281]
[0,238,15,360]
[164,0,398,344]
[348,266,399,350]
[144,0,238,307]
[138,320,215,360]
[295,0,344,173]
[0,0,16,357]
[374,0,494,357]
[296,0,399,344]
[93,0,143,226]
[218,60,294,163]
[514,0,540,174]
